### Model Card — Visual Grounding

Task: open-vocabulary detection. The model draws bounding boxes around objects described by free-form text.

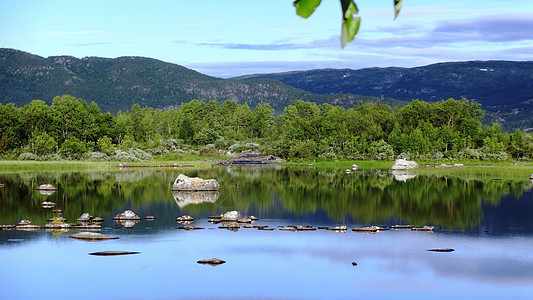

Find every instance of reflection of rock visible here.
[114,210,141,220]
[38,190,56,195]
[115,219,140,228]
[173,191,219,208]
[172,174,219,191]
[37,184,56,190]
[41,202,55,208]
[70,232,118,241]
[392,170,417,182]
[391,159,418,170]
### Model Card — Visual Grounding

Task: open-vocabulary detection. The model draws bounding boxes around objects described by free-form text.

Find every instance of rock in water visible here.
[113,210,141,220]
[89,251,140,256]
[70,232,119,241]
[197,258,226,266]
[37,184,56,190]
[221,210,241,221]
[172,174,219,191]
[391,159,418,170]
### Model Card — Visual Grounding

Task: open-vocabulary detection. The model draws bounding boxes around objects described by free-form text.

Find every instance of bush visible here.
[113,148,153,162]
[60,137,87,159]
[84,151,111,161]
[199,144,217,155]
[32,133,57,156]
[97,136,115,155]
[150,146,170,156]
[18,152,38,160]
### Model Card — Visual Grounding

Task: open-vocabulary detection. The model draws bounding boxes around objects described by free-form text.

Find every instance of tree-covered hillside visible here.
[236,61,533,132]
[0,48,401,114]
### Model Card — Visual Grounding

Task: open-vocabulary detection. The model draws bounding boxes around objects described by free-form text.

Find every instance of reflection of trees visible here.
[1,167,531,229]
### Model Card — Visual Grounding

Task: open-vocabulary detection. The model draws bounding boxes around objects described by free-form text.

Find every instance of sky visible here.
[1,0,533,78]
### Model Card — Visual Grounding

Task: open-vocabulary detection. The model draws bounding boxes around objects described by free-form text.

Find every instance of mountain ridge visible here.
[0,48,400,114]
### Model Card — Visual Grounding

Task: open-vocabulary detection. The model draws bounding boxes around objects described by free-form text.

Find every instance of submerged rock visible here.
[113,210,141,220]
[197,258,226,266]
[177,225,204,230]
[90,251,140,256]
[428,248,455,252]
[412,226,434,231]
[391,159,418,170]
[172,174,219,191]
[70,232,118,241]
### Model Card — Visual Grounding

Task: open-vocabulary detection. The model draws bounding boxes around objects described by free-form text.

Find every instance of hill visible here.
[0,48,402,114]
[236,61,533,131]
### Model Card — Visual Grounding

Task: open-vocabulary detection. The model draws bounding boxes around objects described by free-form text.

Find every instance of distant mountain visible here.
[235,61,533,131]
[0,48,402,114]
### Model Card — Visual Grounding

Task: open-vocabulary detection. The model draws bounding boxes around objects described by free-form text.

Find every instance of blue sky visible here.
[1,0,533,77]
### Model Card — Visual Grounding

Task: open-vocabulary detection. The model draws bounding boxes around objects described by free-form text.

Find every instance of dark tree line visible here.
[1,95,532,161]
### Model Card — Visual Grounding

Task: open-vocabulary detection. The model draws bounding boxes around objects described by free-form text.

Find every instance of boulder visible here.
[172,174,219,191]
[113,210,141,220]
[391,159,418,170]
[77,213,93,222]
[221,210,241,221]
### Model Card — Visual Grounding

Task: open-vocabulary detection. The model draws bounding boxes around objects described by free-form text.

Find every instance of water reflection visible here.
[173,191,219,207]
[0,167,532,231]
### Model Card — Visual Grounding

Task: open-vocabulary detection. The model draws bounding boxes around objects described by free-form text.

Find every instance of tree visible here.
[32,132,57,156]
[294,0,403,48]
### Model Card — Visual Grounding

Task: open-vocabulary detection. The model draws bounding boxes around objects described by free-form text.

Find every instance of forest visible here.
[1,95,532,162]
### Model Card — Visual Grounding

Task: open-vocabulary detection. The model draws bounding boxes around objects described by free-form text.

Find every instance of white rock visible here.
[172,174,219,191]
[221,210,241,221]
[391,159,418,170]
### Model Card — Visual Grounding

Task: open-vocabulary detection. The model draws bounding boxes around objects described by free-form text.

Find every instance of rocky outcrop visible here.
[172,174,219,191]
[391,159,418,170]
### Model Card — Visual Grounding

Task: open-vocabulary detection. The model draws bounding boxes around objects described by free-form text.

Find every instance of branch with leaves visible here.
[293,0,403,48]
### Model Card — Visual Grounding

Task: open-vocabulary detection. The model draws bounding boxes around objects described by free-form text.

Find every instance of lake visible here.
[1,165,533,299]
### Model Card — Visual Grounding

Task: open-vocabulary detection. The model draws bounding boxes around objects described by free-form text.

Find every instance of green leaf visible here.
[293,0,322,19]
[340,0,360,48]
[341,16,360,48]
[394,0,403,19]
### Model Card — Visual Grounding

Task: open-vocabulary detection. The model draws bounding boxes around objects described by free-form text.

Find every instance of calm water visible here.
[1,166,533,299]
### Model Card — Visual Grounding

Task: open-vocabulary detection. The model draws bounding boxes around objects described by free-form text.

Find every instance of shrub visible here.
[84,151,111,161]
[18,152,38,160]
[32,133,57,156]
[60,137,87,160]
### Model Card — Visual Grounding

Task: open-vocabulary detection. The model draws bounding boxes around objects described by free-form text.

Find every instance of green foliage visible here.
[60,137,87,159]
[32,132,57,156]
[294,0,400,48]
[1,95,532,162]
[97,136,115,155]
